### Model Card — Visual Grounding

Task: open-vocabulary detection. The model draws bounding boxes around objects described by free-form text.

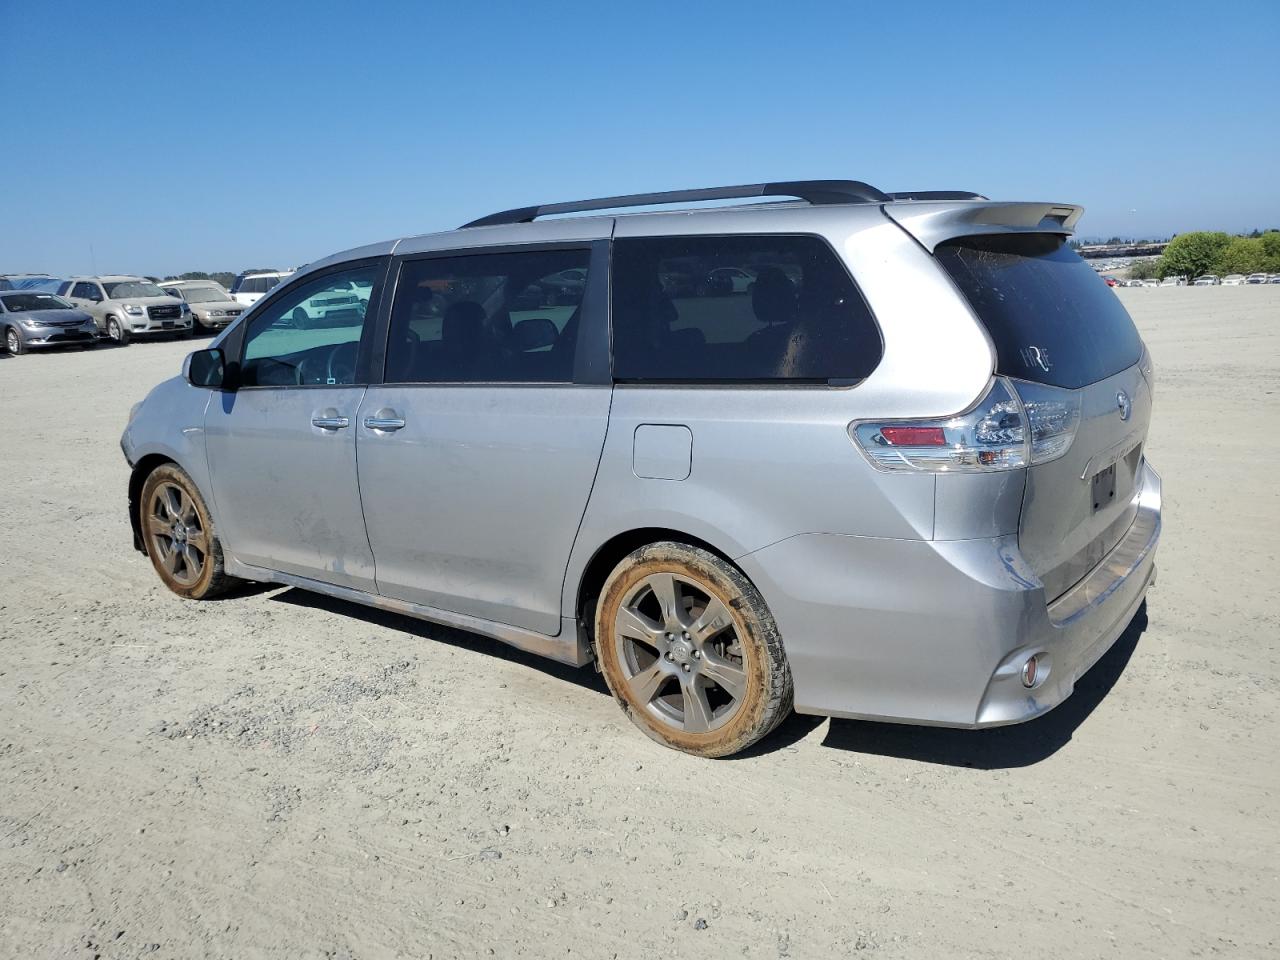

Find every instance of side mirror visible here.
[185,347,226,388]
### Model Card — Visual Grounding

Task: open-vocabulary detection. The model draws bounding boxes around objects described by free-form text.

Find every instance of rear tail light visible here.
[851,377,1080,473]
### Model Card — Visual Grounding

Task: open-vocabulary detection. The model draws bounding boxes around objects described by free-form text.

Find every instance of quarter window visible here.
[610,235,881,382]
[240,265,379,387]
[385,249,590,383]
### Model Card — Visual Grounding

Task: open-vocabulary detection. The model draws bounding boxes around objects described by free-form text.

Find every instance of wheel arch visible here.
[573,527,743,639]
[128,453,177,556]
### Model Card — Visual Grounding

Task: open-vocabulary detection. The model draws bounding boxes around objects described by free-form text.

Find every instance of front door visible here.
[67,281,106,331]
[204,261,385,591]
[356,245,611,635]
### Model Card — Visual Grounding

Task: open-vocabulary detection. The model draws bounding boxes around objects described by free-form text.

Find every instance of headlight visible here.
[20,317,47,329]
[124,304,144,316]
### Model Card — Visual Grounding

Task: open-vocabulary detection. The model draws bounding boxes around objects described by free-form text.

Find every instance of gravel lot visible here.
[2,287,1278,959]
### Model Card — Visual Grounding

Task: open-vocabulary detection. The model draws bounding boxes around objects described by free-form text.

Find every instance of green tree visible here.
[1258,231,1280,272]
[1215,237,1267,275]
[1157,231,1231,279]
[1127,259,1160,280]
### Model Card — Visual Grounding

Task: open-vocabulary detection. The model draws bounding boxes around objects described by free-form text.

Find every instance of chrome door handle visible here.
[364,416,406,432]
[311,416,350,430]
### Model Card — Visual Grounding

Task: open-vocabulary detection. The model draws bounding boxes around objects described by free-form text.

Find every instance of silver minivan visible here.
[122,180,1161,757]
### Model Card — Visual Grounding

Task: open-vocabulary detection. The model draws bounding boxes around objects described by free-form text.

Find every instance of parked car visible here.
[0,291,98,354]
[230,270,292,306]
[1142,279,1161,288]
[1245,273,1269,285]
[1101,275,1118,287]
[703,266,758,294]
[159,280,246,332]
[122,179,1160,757]
[1192,275,1220,286]
[1221,274,1246,286]
[1159,276,1183,287]
[284,277,371,328]
[1269,274,1280,284]
[58,276,192,344]
[0,273,59,291]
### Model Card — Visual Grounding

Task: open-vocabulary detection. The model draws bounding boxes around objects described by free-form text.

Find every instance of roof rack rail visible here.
[460,179,891,228]
[887,191,987,201]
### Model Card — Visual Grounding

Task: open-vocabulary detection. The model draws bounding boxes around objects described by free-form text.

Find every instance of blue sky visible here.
[3,0,1277,277]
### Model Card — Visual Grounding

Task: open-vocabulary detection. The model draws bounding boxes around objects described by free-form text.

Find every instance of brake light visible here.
[851,378,1080,473]
[878,426,946,446]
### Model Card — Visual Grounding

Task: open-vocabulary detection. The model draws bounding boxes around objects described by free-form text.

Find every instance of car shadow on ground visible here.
[265,588,1146,768]
[818,604,1148,769]
[268,588,611,696]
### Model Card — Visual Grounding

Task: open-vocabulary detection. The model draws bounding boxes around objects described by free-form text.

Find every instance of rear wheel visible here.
[4,327,22,355]
[139,464,239,600]
[594,542,792,757]
[107,316,129,345]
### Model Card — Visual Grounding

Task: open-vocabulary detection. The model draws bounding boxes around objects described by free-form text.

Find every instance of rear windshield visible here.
[934,233,1143,389]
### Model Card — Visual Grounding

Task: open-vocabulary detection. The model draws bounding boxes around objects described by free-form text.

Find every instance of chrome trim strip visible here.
[1048,463,1161,627]
[225,560,591,666]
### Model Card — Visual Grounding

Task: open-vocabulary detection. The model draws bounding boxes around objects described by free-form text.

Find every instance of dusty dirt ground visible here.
[2,287,1278,959]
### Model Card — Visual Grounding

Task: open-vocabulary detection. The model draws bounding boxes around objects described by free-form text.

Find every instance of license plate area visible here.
[1092,463,1117,512]
[162,321,175,329]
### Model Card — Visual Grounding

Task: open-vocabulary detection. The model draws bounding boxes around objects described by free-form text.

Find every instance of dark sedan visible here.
[0,291,99,355]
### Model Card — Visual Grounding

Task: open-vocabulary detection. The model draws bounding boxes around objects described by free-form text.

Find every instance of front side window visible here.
[611,235,882,382]
[72,282,102,301]
[385,248,589,383]
[240,265,379,387]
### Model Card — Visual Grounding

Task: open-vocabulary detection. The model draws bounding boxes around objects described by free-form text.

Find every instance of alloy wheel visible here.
[613,572,748,734]
[146,482,208,587]
[5,329,17,354]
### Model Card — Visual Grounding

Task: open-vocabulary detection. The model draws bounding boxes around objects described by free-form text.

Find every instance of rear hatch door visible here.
[886,202,1150,600]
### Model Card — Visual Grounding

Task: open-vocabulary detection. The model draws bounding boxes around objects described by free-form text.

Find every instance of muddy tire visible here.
[594,541,793,757]
[139,464,239,600]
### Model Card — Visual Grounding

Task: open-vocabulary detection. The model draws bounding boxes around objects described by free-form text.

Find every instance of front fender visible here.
[122,376,215,553]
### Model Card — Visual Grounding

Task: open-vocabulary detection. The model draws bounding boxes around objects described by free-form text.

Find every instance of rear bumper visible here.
[737,460,1161,728]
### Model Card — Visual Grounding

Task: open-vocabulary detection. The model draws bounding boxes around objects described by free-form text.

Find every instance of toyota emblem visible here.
[1117,390,1131,421]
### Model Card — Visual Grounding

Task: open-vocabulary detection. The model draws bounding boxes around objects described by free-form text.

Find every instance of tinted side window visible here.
[934,233,1143,389]
[611,235,881,382]
[386,249,589,383]
[72,282,101,300]
[240,265,379,387]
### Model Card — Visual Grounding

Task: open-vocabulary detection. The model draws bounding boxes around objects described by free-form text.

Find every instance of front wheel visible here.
[107,317,129,345]
[139,464,240,600]
[594,542,793,757]
[4,326,22,355]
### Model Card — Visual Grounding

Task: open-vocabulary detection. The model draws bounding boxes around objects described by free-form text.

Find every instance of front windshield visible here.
[1,292,72,312]
[183,285,233,303]
[103,280,167,299]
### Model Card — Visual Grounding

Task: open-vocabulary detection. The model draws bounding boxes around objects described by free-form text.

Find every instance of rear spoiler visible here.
[882,201,1083,252]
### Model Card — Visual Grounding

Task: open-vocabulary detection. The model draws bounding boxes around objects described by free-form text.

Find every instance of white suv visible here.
[230,270,293,306]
